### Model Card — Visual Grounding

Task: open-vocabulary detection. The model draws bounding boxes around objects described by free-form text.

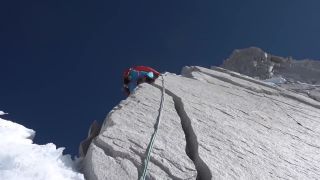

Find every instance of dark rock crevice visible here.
[153,83,212,180]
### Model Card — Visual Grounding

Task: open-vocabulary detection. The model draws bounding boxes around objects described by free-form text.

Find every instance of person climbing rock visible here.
[123,66,160,95]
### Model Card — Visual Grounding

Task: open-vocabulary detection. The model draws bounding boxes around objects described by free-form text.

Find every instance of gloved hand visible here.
[146,72,154,79]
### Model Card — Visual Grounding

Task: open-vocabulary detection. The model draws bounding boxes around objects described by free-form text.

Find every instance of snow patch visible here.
[263,76,287,86]
[0,111,8,116]
[268,63,275,77]
[0,115,84,180]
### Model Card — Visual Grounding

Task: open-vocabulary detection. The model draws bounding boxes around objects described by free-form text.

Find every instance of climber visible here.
[123,66,161,95]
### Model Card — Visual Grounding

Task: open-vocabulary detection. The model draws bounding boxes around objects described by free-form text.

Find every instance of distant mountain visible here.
[220,47,320,101]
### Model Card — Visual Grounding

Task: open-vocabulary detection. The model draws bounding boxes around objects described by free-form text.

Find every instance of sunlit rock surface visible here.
[83,65,320,180]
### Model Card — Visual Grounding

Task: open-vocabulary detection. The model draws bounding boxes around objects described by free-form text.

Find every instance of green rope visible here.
[139,75,165,180]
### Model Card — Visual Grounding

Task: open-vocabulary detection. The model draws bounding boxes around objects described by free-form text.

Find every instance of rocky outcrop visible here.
[221,47,320,84]
[221,47,273,79]
[220,47,320,102]
[79,120,101,158]
[82,81,197,180]
[83,66,320,179]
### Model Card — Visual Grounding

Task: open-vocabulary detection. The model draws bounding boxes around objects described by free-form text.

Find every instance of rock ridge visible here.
[83,65,320,179]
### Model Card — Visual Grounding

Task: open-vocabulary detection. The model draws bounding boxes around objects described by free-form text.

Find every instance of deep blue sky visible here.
[1,0,320,155]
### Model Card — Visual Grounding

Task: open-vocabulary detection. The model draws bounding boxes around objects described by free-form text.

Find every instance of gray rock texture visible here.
[83,66,320,180]
[79,120,101,158]
[221,47,320,84]
[220,47,320,102]
[83,81,197,180]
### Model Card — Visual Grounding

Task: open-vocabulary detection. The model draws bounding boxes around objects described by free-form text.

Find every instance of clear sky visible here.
[1,0,320,155]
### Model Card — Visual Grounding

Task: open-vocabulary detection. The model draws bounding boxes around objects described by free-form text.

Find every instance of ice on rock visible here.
[263,76,287,86]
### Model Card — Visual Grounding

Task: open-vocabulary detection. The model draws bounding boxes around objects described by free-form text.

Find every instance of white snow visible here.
[0,111,8,115]
[263,76,287,86]
[0,114,84,180]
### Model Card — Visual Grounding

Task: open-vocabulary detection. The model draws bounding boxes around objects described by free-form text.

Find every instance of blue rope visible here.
[139,75,165,180]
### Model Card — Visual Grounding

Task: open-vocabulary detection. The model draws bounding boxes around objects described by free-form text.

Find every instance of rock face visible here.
[221,47,273,79]
[83,66,320,179]
[83,80,197,180]
[221,47,320,102]
[221,47,320,83]
[79,120,101,158]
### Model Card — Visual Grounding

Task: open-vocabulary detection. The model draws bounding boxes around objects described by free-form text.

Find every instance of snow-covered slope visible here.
[82,66,320,179]
[0,113,84,180]
[220,47,320,102]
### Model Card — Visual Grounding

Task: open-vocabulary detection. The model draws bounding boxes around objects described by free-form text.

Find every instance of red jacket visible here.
[123,66,160,79]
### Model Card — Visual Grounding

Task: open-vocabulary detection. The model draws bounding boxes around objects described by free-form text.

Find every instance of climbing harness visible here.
[139,75,165,180]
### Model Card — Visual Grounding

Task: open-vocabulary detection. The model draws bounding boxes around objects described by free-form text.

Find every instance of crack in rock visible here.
[153,84,212,180]
[130,147,181,180]
[211,67,279,90]
[200,70,276,96]
[93,138,141,170]
[194,66,320,109]
[263,94,317,133]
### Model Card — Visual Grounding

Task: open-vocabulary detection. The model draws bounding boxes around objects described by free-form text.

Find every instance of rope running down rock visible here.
[139,75,166,180]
